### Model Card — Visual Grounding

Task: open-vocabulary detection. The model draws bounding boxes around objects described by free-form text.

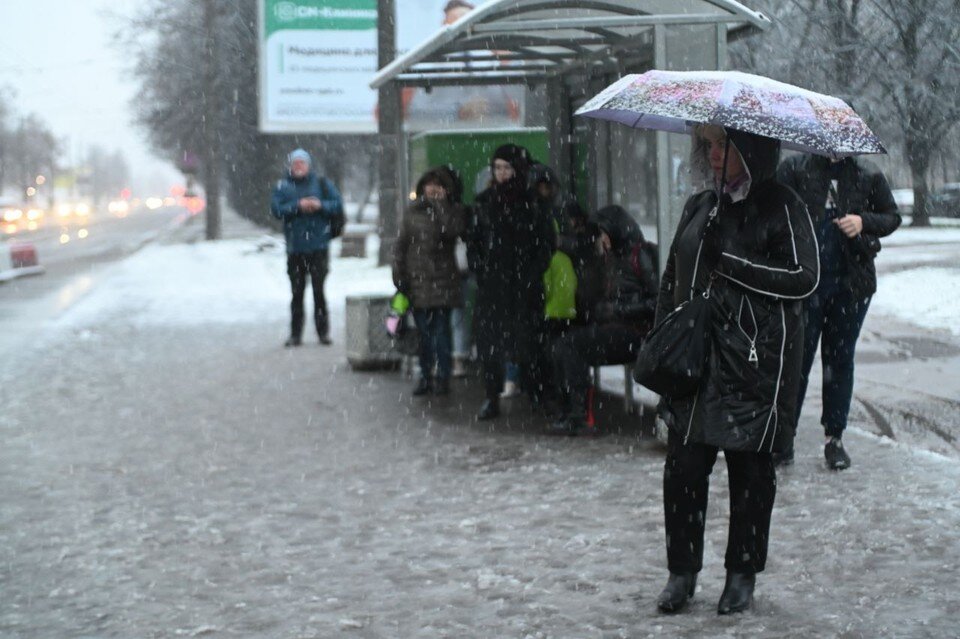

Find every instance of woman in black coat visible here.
[654,125,819,615]
[467,144,554,420]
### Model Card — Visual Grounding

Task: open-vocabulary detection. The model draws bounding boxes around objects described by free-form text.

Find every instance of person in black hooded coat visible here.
[467,144,555,420]
[545,204,659,436]
[777,154,900,469]
[653,125,819,615]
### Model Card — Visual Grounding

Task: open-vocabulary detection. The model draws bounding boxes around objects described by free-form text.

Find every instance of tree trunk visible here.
[908,158,931,227]
[355,153,378,223]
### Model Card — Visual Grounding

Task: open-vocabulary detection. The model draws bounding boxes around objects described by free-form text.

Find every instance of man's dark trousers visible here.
[796,273,872,440]
[287,250,329,340]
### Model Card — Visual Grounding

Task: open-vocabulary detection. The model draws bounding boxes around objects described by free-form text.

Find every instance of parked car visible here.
[928,183,960,218]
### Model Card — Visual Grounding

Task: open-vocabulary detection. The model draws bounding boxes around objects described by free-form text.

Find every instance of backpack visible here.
[319,177,346,238]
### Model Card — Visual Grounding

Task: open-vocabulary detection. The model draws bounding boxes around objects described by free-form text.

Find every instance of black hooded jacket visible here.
[528,163,563,228]
[777,154,900,298]
[468,145,555,350]
[656,128,819,453]
[593,205,659,329]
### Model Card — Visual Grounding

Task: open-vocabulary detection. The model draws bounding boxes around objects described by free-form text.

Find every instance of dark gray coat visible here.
[393,192,467,309]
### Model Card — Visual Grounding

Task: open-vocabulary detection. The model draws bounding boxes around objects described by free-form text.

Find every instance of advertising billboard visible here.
[259,0,523,134]
[259,0,379,133]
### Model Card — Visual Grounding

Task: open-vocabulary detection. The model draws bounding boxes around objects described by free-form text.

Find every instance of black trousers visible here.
[552,323,646,416]
[663,431,777,574]
[287,250,329,339]
[475,308,540,401]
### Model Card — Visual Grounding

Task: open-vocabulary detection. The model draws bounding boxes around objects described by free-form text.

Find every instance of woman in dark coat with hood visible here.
[654,125,819,615]
[467,144,555,420]
[393,168,467,396]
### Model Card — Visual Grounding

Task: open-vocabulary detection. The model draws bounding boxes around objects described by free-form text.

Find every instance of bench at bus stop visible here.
[344,293,658,424]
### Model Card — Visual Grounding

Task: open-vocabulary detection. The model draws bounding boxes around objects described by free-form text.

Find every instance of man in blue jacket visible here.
[271,148,343,346]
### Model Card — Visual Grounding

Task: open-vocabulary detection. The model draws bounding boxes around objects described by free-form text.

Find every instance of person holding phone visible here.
[270,148,344,347]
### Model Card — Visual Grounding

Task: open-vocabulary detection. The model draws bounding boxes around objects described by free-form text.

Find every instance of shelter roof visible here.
[371,0,771,88]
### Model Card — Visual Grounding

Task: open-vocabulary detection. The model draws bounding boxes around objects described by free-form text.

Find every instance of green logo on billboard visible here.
[274,2,298,22]
[265,0,377,35]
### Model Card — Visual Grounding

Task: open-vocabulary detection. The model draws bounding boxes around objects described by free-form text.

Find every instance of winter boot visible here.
[412,378,432,396]
[717,571,755,615]
[824,437,851,470]
[575,391,598,436]
[657,572,697,613]
[477,398,500,421]
[316,313,331,345]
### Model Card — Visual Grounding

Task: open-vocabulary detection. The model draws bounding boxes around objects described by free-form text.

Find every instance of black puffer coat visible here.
[392,169,467,309]
[657,129,819,453]
[593,205,659,330]
[777,154,900,299]
[468,147,555,360]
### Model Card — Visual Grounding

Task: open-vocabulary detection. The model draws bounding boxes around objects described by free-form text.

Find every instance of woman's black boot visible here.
[717,571,755,615]
[656,572,697,613]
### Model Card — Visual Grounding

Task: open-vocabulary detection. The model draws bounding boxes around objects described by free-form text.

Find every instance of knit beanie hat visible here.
[287,148,312,166]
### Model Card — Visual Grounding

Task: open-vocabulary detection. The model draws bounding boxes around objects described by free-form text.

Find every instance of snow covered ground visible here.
[3,211,960,637]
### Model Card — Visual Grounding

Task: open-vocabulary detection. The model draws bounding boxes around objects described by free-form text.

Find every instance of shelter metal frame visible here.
[371,0,771,268]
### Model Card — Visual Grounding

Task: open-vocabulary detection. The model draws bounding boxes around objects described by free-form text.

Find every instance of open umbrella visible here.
[575,70,885,159]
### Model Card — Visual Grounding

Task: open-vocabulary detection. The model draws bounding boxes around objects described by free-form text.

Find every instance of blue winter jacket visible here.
[270,171,343,254]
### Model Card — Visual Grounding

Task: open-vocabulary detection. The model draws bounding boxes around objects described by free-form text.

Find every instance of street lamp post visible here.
[202,0,223,240]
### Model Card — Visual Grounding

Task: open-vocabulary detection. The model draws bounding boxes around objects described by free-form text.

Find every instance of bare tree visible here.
[735,0,960,225]
[863,0,960,225]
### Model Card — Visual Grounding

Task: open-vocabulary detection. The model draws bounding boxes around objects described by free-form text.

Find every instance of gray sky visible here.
[0,0,179,194]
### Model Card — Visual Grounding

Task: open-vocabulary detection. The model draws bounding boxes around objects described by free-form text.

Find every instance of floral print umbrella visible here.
[575,70,886,158]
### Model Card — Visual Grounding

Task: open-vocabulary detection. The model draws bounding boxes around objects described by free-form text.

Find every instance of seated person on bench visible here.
[546,205,659,437]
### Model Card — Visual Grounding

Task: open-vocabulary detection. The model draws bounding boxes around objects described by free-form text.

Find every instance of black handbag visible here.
[633,287,713,399]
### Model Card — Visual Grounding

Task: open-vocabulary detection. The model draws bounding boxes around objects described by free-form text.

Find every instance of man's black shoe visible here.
[434,378,450,396]
[284,337,302,348]
[717,571,755,615]
[318,335,332,346]
[412,378,432,396]
[477,399,500,420]
[657,572,697,613]
[825,437,851,470]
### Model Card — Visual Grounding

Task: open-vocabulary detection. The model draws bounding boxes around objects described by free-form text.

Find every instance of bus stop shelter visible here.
[371,0,771,263]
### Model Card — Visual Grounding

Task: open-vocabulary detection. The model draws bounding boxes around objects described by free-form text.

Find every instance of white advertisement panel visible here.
[259,0,520,133]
